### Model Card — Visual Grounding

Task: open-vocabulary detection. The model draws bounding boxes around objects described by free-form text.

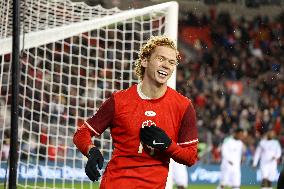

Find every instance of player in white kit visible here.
[253,129,282,189]
[172,160,188,189]
[217,128,246,189]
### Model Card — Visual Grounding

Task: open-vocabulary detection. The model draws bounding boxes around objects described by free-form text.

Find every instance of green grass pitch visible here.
[10,183,273,189]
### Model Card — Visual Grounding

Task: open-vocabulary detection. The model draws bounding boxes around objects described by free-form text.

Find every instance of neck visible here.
[140,80,167,99]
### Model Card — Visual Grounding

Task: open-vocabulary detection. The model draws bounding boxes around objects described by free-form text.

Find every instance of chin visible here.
[155,80,167,86]
[155,77,169,84]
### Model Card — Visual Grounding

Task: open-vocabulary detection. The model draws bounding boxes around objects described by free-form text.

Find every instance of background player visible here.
[217,128,246,189]
[172,160,188,189]
[73,35,199,189]
[253,129,282,189]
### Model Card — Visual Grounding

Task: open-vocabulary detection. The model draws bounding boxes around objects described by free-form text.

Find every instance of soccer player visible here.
[172,160,188,189]
[73,35,199,189]
[253,129,282,189]
[217,128,246,189]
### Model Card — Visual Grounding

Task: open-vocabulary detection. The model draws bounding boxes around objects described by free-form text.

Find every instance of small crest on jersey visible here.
[142,120,156,127]
[145,111,156,117]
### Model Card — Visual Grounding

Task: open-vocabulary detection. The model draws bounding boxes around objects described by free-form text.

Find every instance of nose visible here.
[162,61,175,69]
[161,62,171,69]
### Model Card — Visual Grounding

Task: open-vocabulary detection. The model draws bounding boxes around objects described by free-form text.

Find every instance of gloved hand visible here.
[85,147,104,181]
[140,125,172,151]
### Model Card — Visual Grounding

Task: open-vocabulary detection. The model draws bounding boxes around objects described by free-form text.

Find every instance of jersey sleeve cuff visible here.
[177,139,199,146]
[165,139,199,155]
[165,142,179,155]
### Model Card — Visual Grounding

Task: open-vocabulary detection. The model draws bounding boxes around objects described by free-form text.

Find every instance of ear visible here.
[141,58,148,68]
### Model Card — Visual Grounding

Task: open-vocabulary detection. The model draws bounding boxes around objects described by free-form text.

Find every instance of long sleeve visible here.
[73,124,94,156]
[221,141,233,163]
[275,140,282,159]
[73,95,115,156]
[253,144,261,167]
[164,101,198,166]
[165,142,198,166]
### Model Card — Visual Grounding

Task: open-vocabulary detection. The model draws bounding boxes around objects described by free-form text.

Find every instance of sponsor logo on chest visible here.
[144,110,156,117]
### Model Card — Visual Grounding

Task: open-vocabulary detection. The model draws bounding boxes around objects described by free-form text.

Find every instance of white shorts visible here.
[220,163,241,187]
[172,161,188,187]
[260,162,278,181]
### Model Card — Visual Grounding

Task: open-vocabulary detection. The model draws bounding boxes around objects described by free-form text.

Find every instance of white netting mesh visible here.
[0,0,177,188]
[0,0,121,38]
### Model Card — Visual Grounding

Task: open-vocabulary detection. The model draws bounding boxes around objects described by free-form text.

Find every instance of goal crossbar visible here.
[0,1,178,55]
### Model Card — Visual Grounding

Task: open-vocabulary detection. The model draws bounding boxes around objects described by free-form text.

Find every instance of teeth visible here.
[158,70,168,76]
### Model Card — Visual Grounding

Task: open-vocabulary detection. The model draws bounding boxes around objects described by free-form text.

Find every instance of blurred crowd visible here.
[176,10,284,165]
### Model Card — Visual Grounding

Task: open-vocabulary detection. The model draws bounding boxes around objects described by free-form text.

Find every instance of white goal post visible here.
[0,0,178,188]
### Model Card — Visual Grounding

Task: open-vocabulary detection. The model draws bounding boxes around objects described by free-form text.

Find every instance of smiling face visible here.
[141,46,177,86]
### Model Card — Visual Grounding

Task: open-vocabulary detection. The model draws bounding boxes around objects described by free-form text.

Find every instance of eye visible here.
[169,60,177,66]
[158,56,165,62]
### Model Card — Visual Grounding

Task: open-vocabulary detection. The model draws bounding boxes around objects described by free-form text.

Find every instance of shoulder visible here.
[239,140,245,147]
[113,84,137,99]
[231,139,243,147]
[260,139,267,145]
[112,85,139,109]
[166,87,192,107]
[223,137,232,144]
[273,139,281,146]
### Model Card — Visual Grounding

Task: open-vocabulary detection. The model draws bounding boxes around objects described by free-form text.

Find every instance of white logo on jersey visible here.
[145,111,156,117]
[153,140,164,145]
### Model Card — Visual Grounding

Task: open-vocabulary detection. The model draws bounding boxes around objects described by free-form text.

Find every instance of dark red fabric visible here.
[73,124,93,156]
[178,101,198,144]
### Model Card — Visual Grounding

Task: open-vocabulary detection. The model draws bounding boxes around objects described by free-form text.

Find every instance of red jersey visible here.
[73,84,198,189]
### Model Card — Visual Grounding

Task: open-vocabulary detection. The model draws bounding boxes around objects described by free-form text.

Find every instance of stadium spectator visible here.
[0,98,10,131]
[39,126,48,160]
[48,141,57,162]
[73,35,198,188]
[0,138,10,161]
[253,129,282,189]
[217,128,246,189]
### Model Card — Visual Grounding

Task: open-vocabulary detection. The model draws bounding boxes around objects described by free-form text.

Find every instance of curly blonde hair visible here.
[135,35,180,81]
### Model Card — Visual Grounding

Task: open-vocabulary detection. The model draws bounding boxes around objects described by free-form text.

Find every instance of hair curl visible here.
[135,35,180,81]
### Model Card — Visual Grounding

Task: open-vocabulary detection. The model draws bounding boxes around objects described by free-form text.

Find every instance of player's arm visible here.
[164,141,198,166]
[241,142,247,164]
[73,95,114,155]
[73,94,115,181]
[252,142,261,167]
[273,141,282,161]
[140,102,198,166]
[221,140,234,165]
[165,102,198,166]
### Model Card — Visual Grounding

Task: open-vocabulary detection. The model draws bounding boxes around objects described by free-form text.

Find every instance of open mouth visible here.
[157,70,168,77]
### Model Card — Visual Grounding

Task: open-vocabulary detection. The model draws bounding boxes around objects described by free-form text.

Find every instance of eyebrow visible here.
[157,55,176,62]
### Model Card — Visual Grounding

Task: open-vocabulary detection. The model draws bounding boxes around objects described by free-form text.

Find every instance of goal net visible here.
[0,0,178,188]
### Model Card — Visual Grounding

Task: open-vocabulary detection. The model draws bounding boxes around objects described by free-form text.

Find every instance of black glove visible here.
[140,125,172,151]
[85,147,104,182]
